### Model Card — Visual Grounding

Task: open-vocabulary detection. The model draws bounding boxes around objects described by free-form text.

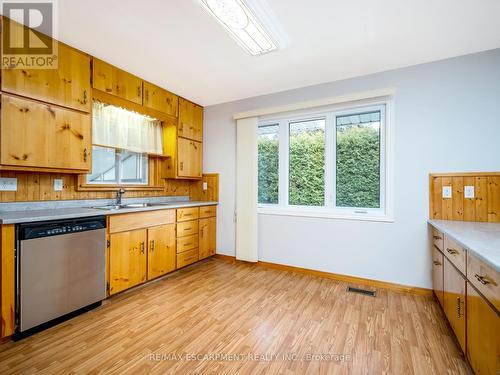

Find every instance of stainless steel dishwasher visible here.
[16,216,106,333]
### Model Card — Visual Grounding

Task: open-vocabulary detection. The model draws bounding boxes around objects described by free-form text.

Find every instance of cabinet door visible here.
[147,224,176,280]
[0,95,91,171]
[432,247,444,308]
[177,137,202,178]
[92,59,143,105]
[178,99,203,142]
[143,82,178,117]
[466,282,500,375]
[109,229,147,295]
[200,217,216,259]
[443,257,466,352]
[192,104,203,142]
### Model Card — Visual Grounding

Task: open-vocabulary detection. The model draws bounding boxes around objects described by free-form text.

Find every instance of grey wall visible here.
[203,49,500,288]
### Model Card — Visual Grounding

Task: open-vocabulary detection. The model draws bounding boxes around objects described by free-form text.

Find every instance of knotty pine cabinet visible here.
[432,246,444,308]
[143,81,178,117]
[92,59,143,105]
[108,229,147,295]
[199,217,216,260]
[0,94,91,172]
[147,224,177,280]
[178,98,203,142]
[1,42,91,112]
[443,257,467,353]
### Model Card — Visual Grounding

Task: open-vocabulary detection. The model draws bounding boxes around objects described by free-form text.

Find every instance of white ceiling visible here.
[57,0,500,106]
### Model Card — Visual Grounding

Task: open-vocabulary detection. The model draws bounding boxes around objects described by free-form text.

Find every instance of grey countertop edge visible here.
[0,201,218,224]
[428,219,500,272]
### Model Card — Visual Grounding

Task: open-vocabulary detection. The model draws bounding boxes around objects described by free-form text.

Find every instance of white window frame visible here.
[257,98,394,222]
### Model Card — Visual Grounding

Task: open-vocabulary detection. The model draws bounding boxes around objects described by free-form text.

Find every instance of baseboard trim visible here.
[213,254,432,297]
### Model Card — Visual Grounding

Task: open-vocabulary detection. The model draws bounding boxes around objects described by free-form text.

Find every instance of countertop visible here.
[0,201,218,224]
[428,219,500,271]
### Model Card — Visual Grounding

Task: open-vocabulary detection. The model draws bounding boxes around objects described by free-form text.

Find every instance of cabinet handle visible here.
[137,86,141,97]
[433,260,441,266]
[474,274,490,285]
[179,162,184,171]
[145,90,149,102]
[184,256,194,262]
[140,242,145,254]
[150,240,155,252]
[184,227,192,231]
[184,243,192,247]
[433,235,442,240]
[83,89,87,104]
[456,297,462,318]
[200,228,204,237]
[83,148,88,162]
[446,248,459,255]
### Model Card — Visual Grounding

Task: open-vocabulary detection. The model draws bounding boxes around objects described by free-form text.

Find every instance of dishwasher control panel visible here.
[18,216,106,240]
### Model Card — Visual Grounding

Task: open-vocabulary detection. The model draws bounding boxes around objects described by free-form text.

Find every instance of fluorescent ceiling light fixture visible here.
[198,0,278,55]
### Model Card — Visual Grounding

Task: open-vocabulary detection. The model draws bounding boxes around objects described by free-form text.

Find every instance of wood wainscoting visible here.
[213,255,433,297]
[429,172,500,222]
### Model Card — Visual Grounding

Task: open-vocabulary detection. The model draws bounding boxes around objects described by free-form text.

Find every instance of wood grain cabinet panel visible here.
[143,82,178,117]
[0,95,91,171]
[147,224,176,280]
[178,98,203,142]
[467,251,500,311]
[109,229,147,295]
[108,209,175,234]
[466,282,500,375]
[177,207,199,222]
[432,246,444,308]
[177,220,199,237]
[1,41,91,112]
[177,137,202,178]
[199,216,216,260]
[443,257,467,353]
[443,236,466,275]
[176,248,198,269]
[199,205,216,218]
[176,234,198,253]
[432,228,444,251]
[92,59,143,105]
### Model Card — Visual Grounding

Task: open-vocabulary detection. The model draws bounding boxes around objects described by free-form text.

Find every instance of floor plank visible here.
[0,258,471,374]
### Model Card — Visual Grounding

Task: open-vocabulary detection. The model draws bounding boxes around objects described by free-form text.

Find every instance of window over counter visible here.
[257,101,393,221]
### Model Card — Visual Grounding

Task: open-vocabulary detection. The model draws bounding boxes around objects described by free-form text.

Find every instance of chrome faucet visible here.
[116,188,126,206]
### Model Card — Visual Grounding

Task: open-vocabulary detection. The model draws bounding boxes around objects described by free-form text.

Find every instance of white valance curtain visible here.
[93,101,163,154]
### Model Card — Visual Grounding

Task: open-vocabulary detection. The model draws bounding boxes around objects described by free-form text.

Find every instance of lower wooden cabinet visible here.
[466,283,500,375]
[147,224,176,280]
[176,248,199,269]
[443,257,466,353]
[432,246,444,307]
[109,229,147,295]
[199,217,216,260]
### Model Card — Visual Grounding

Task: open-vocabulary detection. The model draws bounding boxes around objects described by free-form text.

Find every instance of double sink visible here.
[93,203,175,211]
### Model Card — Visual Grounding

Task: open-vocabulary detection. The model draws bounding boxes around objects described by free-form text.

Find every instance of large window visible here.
[87,146,148,185]
[257,102,391,220]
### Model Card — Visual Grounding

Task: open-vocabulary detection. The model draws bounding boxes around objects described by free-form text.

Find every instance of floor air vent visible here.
[347,286,376,297]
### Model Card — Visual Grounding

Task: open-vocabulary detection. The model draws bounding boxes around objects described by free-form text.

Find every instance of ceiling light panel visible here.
[198,0,278,55]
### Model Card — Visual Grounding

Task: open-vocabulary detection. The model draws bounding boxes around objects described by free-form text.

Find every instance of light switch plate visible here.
[54,179,63,191]
[203,182,208,191]
[0,177,17,191]
[464,185,475,199]
[442,186,452,199]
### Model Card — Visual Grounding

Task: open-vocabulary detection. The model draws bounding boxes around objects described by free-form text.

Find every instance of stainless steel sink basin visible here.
[92,203,172,210]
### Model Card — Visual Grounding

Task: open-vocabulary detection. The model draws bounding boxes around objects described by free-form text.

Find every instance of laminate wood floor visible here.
[0,258,471,374]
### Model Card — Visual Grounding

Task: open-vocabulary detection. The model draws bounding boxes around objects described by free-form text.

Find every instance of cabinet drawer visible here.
[177,234,198,253]
[431,227,444,251]
[443,236,466,275]
[177,220,198,237]
[177,207,199,222]
[467,252,500,311]
[177,249,198,269]
[199,205,216,218]
[432,246,444,308]
[109,209,175,233]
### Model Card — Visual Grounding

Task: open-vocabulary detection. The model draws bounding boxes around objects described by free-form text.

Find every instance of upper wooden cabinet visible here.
[0,94,91,172]
[178,98,203,142]
[92,59,143,105]
[143,82,178,117]
[1,42,91,112]
[177,138,202,179]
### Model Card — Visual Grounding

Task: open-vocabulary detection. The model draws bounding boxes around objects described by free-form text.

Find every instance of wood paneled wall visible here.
[0,171,218,203]
[429,172,500,222]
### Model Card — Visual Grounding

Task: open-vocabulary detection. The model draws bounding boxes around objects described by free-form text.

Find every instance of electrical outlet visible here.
[54,179,63,191]
[0,177,17,191]
[203,182,208,191]
[442,186,452,199]
[464,185,475,199]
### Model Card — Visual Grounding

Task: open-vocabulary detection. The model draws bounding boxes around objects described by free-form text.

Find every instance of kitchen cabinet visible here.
[178,98,203,142]
[466,282,500,375]
[432,246,444,308]
[177,137,202,178]
[92,59,143,105]
[443,257,466,353]
[147,224,176,280]
[199,216,216,260]
[1,36,91,113]
[109,229,147,295]
[0,94,91,172]
[143,81,178,117]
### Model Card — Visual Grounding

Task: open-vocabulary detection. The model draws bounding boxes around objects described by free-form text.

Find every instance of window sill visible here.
[257,208,394,223]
